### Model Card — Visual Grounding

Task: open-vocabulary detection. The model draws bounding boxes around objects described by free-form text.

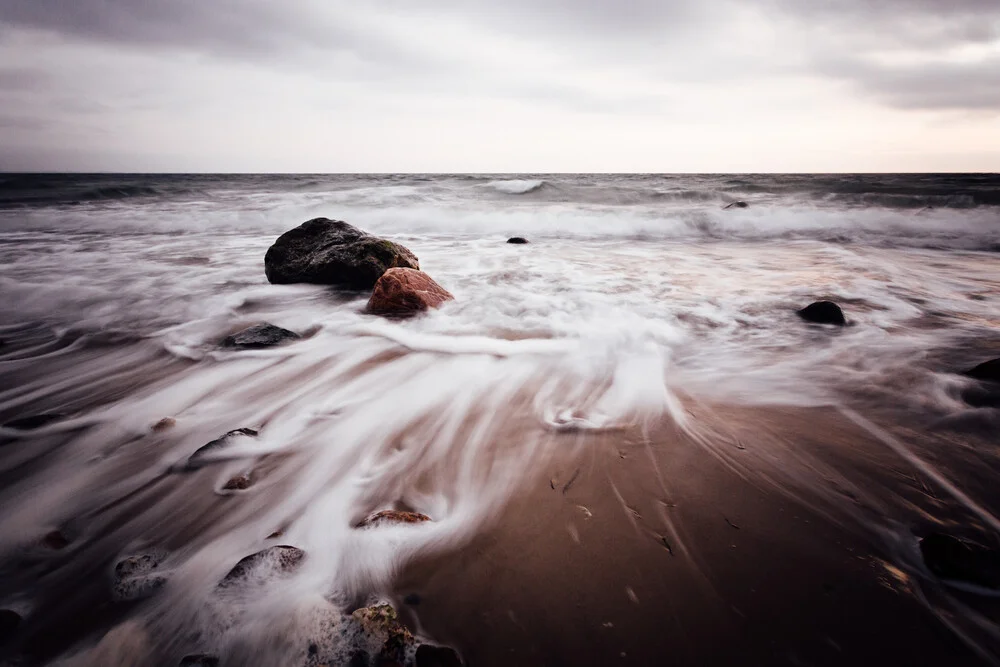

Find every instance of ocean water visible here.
[0,173,998,665]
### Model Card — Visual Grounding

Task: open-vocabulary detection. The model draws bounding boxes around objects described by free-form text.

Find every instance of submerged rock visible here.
[367,269,454,317]
[724,201,749,210]
[151,417,176,433]
[264,218,419,289]
[357,510,432,529]
[965,358,1000,383]
[0,609,21,645]
[222,470,257,491]
[222,323,300,350]
[797,300,846,326]
[42,530,69,550]
[179,654,220,666]
[185,428,258,469]
[506,237,529,244]
[351,604,415,664]
[919,533,1000,592]
[113,553,168,600]
[218,545,305,587]
[3,413,64,430]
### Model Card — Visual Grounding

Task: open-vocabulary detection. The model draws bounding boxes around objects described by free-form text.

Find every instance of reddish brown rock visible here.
[366,269,453,317]
[356,510,431,529]
[152,417,176,433]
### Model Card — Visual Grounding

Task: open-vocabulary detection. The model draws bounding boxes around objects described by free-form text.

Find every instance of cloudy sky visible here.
[0,0,998,172]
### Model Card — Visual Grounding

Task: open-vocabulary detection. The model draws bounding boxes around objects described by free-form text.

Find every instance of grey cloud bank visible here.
[0,0,998,171]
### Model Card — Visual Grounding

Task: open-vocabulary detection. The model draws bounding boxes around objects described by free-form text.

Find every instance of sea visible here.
[0,173,998,666]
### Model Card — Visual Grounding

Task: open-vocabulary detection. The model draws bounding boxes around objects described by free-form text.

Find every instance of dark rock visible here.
[357,510,432,529]
[403,593,422,606]
[3,413,64,430]
[0,609,21,646]
[506,237,529,244]
[965,358,1000,383]
[221,323,300,350]
[113,553,168,600]
[222,470,256,491]
[152,417,176,433]
[366,268,454,317]
[185,428,258,469]
[724,201,749,210]
[416,644,464,667]
[264,218,419,289]
[42,530,69,550]
[219,545,305,587]
[797,300,846,326]
[351,604,414,663]
[919,533,1000,591]
[180,655,220,667]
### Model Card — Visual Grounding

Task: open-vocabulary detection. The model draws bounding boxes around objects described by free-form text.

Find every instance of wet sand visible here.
[398,404,999,666]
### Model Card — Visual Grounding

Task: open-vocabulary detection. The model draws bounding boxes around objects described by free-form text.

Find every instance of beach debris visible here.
[113,553,168,600]
[549,477,557,490]
[797,300,846,326]
[562,468,581,495]
[264,218,418,289]
[919,533,1000,593]
[2,413,64,430]
[724,516,741,530]
[184,428,258,470]
[0,609,21,646]
[218,545,305,588]
[659,536,675,556]
[356,510,431,529]
[576,505,593,519]
[367,268,454,317]
[964,357,1000,383]
[152,417,176,432]
[506,237,529,244]
[221,323,300,350]
[626,506,641,519]
[723,201,749,210]
[625,586,640,604]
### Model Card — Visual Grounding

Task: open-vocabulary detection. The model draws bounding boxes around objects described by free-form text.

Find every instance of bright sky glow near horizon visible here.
[0,0,998,172]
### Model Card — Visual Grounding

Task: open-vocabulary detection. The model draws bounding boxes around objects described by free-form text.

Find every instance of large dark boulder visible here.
[0,609,21,646]
[965,358,1000,383]
[221,323,300,349]
[797,301,846,326]
[367,268,454,317]
[507,237,529,244]
[264,218,418,289]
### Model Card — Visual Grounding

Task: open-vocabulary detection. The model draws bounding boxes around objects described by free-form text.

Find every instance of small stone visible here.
[113,553,168,600]
[222,471,256,491]
[506,237,529,244]
[42,530,69,550]
[356,510,431,529]
[797,300,846,326]
[185,428,258,469]
[152,417,177,433]
[219,545,305,587]
[221,323,300,350]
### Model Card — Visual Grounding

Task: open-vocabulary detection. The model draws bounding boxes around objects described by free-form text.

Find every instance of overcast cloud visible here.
[0,0,998,171]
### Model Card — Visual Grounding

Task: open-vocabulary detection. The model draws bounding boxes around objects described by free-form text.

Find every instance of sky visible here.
[0,0,998,172]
